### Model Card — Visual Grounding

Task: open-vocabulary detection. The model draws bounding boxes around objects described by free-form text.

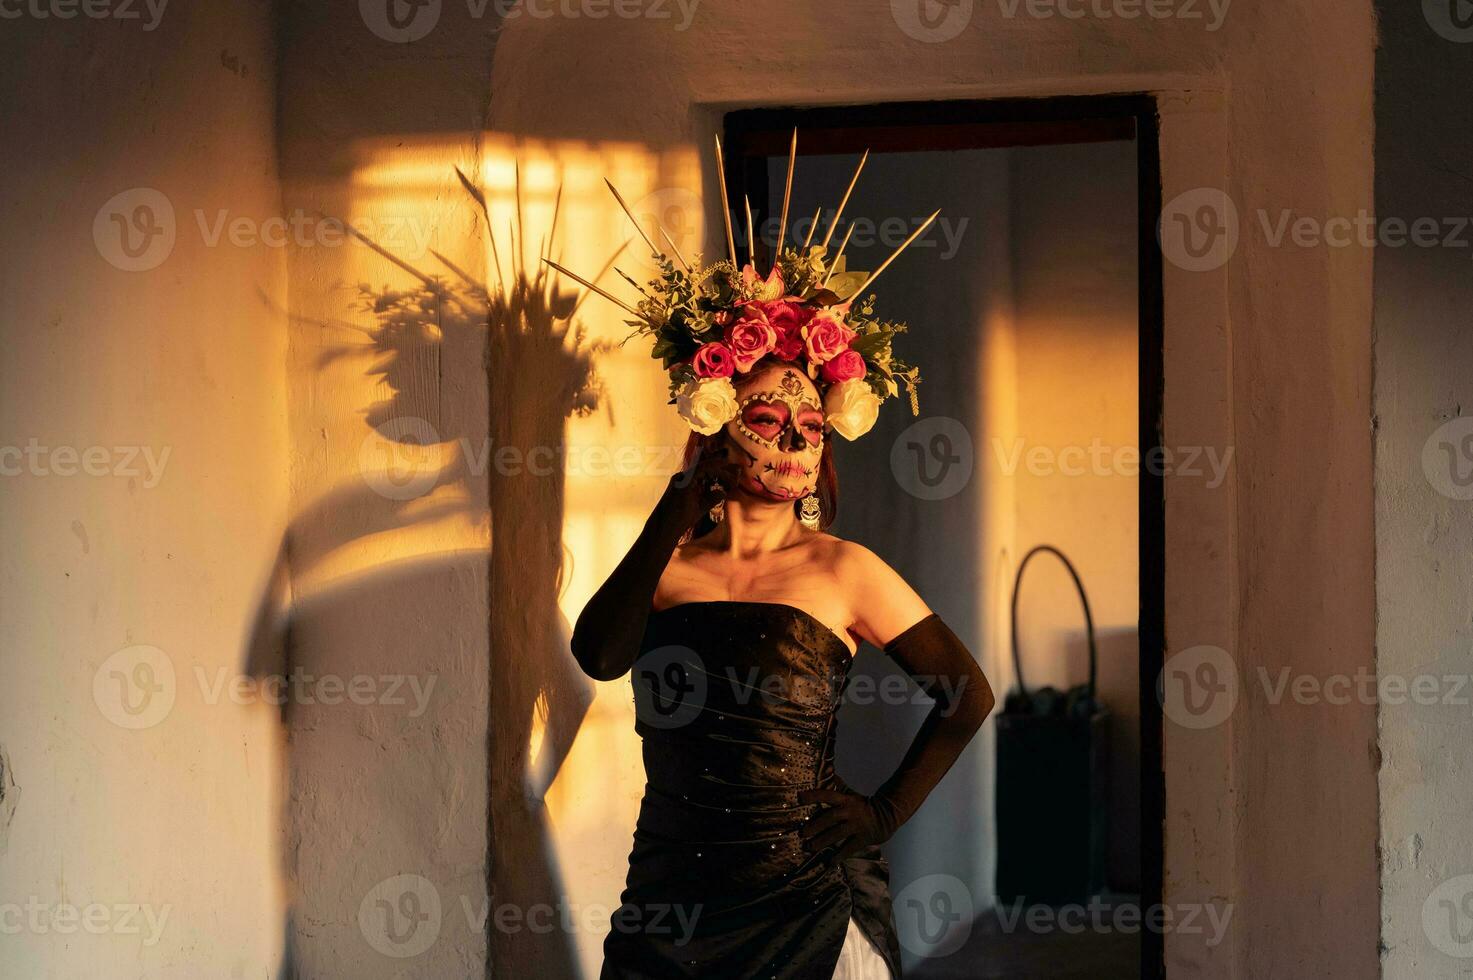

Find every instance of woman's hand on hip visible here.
[797,784,889,860]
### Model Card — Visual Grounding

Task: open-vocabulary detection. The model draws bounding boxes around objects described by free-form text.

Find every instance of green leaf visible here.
[851,332,891,357]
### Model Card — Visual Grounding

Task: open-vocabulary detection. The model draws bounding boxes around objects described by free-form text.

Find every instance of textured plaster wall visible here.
[486,0,1379,977]
[0,2,289,976]
[1373,1,1473,976]
[271,1,505,975]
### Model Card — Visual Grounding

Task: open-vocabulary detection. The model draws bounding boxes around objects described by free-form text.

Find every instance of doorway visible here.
[723,96,1165,979]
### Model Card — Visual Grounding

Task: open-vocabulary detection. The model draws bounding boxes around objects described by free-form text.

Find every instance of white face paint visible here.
[723,363,825,502]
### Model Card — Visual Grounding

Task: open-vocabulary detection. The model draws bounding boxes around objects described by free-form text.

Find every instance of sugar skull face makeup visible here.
[724,363,824,502]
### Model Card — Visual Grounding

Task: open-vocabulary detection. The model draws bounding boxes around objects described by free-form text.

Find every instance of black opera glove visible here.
[799,613,994,860]
[797,784,888,860]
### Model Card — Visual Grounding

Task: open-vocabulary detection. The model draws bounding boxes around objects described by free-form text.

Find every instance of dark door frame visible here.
[723,95,1166,980]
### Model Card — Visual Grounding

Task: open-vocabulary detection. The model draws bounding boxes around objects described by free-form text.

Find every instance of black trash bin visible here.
[995,545,1110,907]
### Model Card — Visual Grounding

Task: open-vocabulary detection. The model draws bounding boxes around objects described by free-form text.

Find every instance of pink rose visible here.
[691,341,735,379]
[723,311,778,373]
[802,310,857,365]
[820,349,867,384]
[757,299,814,361]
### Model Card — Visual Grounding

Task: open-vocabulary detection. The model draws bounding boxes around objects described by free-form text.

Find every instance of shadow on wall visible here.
[244,173,609,979]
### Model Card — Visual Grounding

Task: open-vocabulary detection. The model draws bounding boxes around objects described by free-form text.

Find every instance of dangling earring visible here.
[709,498,725,525]
[798,494,821,530]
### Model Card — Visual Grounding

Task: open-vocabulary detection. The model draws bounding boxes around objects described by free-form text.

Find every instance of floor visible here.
[910,897,1141,980]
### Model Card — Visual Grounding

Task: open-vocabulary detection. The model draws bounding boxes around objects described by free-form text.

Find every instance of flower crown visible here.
[545,133,937,441]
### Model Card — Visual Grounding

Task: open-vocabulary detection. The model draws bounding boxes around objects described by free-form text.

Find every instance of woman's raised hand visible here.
[654,445,741,538]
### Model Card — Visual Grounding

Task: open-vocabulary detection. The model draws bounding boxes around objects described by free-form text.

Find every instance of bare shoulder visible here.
[816,534,934,648]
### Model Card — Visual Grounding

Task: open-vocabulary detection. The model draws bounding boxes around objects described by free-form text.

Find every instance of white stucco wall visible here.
[1373,2,1473,976]
[272,3,506,975]
[0,3,289,976]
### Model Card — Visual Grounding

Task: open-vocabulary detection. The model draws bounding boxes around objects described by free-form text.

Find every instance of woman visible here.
[570,354,995,978]
[558,144,993,976]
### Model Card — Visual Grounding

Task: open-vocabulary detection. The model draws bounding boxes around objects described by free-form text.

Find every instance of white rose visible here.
[676,376,739,435]
[823,379,882,440]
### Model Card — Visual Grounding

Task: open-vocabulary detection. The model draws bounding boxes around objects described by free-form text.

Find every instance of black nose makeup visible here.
[781,424,807,452]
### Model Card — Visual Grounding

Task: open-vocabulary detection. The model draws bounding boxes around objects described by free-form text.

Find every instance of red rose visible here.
[820,349,867,383]
[758,299,814,362]
[802,310,857,364]
[691,341,735,379]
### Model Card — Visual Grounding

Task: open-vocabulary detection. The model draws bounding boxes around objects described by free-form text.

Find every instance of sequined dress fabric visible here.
[600,601,903,980]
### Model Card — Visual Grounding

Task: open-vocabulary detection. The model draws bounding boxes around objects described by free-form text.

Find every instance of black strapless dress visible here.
[600,600,903,980]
